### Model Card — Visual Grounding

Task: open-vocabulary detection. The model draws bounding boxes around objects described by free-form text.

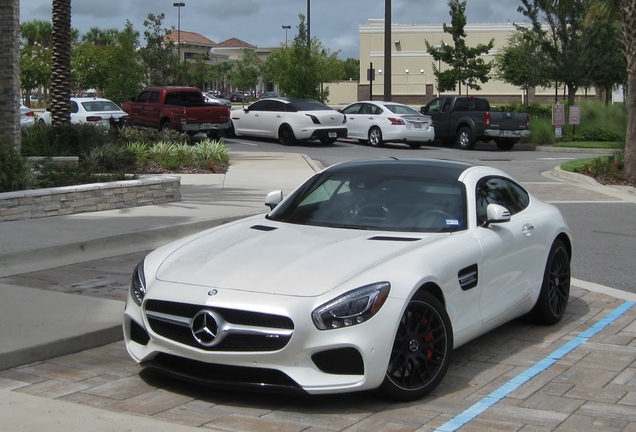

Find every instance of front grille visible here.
[145,300,294,352]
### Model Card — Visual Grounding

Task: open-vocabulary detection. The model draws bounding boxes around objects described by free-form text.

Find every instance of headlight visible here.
[312,282,390,330]
[129,260,146,306]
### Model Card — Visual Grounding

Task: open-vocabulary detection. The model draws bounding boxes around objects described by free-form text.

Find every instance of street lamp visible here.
[173,2,185,62]
[282,25,291,46]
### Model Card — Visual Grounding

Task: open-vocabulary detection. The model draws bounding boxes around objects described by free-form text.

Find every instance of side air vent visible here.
[368,236,420,242]
[458,264,478,291]
[251,225,278,231]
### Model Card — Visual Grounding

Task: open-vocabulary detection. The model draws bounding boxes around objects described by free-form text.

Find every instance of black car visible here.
[229,92,249,103]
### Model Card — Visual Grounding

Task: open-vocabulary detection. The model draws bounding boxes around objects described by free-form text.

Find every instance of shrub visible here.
[0,141,38,192]
[80,143,137,172]
[21,122,71,157]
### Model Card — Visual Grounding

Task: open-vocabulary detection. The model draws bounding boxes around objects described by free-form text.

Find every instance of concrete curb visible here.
[0,214,252,278]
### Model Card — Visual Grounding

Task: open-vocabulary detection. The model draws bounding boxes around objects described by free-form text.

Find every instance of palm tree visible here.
[50,0,72,124]
[0,0,21,149]
[20,20,53,48]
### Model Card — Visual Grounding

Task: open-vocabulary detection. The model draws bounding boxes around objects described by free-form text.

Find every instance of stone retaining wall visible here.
[0,176,181,222]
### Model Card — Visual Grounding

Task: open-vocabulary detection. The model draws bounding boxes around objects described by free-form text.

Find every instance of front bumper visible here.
[123,282,401,395]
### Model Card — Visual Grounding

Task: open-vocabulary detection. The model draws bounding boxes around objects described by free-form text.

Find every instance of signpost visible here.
[552,104,565,140]
[367,62,375,101]
[569,105,581,135]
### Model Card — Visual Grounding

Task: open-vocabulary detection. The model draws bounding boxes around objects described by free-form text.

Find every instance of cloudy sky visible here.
[21,0,527,59]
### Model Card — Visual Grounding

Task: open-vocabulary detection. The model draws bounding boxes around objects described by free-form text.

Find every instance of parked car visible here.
[121,87,230,138]
[38,97,127,127]
[228,91,249,103]
[260,91,279,99]
[20,103,35,128]
[227,97,348,145]
[420,96,530,150]
[340,101,434,149]
[203,92,232,107]
[123,158,572,401]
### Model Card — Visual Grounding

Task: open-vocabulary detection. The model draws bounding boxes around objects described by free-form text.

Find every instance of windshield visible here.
[267,171,467,233]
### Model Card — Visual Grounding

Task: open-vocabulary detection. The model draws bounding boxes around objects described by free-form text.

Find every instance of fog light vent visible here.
[312,348,364,375]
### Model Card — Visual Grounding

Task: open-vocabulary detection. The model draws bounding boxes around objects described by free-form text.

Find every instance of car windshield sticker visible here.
[445,219,460,226]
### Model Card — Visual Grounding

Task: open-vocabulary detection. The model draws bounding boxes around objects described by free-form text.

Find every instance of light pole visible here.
[282,25,291,46]
[173,2,185,62]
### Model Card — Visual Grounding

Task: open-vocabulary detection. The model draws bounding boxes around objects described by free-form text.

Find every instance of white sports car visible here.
[123,158,571,400]
[226,97,348,145]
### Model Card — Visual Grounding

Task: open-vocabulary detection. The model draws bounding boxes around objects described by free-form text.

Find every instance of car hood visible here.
[154,217,446,297]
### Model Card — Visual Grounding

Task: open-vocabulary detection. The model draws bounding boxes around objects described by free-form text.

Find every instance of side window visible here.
[342,104,362,115]
[426,99,442,113]
[454,99,468,111]
[441,99,451,112]
[136,91,150,103]
[247,101,266,111]
[476,177,530,225]
[269,101,285,112]
[370,104,383,115]
[164,92,179,105]
[70,101,79,113]
[148,91,160,103]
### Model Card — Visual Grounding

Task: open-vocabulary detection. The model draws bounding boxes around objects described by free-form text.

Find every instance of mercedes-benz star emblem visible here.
[191,310,218,347]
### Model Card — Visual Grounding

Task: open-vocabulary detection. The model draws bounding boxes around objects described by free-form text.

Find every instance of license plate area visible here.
[328,132,337,138]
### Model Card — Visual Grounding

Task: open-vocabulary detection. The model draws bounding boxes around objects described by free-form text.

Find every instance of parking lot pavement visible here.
[1,275,635,431]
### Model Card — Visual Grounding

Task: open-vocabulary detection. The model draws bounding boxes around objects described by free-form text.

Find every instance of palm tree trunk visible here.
[50,0,72,125]
[0,0,21,150]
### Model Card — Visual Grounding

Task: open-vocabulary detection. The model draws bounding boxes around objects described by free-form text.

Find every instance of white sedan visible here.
[38,97,127,127]
[341,101,434,148]
[123,158,572,401]
[20,103,35,128]
[227,97,347,145]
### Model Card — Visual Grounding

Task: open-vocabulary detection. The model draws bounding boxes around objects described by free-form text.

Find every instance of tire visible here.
[495,139,516,151]
[278,125,296,145]
[380,291,453,401]
[319,137,337,145]
[161,121,172,132]
[224,120,236,138]
[408,143,422,149]
[457,127,476,150]
[529,239,570,325]
[368,127,384,147]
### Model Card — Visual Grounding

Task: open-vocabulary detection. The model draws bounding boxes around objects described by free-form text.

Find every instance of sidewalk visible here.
[0,150,635,431]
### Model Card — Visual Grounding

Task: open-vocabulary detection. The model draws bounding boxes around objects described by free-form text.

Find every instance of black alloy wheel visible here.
[278,125,296,145]
[380,291,452,401]
[529,239,571,325]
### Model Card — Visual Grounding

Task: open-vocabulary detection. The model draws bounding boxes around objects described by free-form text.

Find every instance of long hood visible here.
[154,217,445,297]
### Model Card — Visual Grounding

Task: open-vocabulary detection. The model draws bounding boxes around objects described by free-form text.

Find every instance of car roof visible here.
[324,158,475,181]
[71,97,115,103]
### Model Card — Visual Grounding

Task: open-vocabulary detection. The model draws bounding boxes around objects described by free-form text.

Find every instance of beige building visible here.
[357,19,592,105]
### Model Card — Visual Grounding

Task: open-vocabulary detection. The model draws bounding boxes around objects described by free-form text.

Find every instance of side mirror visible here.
[483,204,511,227]
[265,190,283,210]
[420,105,428,113]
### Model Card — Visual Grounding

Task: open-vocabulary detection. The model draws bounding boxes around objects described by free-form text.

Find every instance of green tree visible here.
[103,21,144,104]
[425,0,494,94]
[20,44,51,102]
[188,54,213,90]
[50,0,72,125]
[209,61,234,96]
[20,19,53,48]
[82,27,119,46]
[263,14,338,100]
[139,13,179,86]
[228,50,260,94]
[341,58,360,80]
[315,46,344,103]
[71,42,115,96]
[495,32,550,104]
[517,0,615,106]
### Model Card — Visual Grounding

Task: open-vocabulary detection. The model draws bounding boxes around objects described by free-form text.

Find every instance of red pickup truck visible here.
[121,87,230,138]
